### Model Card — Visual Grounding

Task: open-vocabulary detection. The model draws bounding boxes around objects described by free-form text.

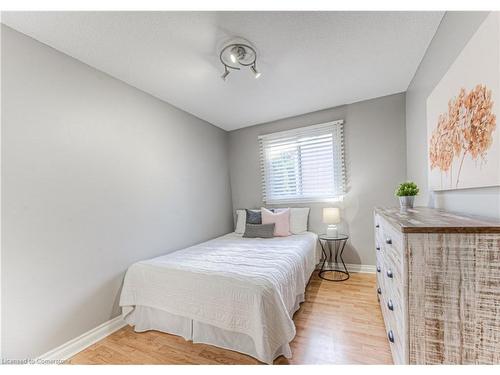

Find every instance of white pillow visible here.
[235,209,246,234]
[289,207,310,234]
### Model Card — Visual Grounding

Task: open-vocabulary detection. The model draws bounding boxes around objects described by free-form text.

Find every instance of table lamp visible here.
[323,207,340,237]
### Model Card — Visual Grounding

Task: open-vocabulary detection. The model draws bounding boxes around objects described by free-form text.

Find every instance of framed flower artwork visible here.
[427,12,500,191]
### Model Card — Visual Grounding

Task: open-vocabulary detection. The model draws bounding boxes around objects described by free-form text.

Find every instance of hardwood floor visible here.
[68,272,393,365]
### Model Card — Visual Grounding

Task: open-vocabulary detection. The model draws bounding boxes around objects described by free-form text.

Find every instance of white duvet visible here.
[119,231,319,363]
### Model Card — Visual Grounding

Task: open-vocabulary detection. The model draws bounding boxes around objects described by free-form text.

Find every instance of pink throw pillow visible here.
[261,207,291,237]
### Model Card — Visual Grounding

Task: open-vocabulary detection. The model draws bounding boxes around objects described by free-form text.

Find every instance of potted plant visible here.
[395,181,419,210]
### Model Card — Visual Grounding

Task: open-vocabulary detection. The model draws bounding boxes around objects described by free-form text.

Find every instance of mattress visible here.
[119,231,319,364]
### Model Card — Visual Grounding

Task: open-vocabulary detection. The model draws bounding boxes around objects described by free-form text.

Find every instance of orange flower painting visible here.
[429,85,497,188]
[427,13,500,191]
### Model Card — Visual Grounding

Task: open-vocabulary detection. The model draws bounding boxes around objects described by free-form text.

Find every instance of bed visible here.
[119,231,319,364]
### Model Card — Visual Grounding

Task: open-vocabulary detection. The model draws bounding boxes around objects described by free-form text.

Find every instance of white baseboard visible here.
[344,263,376,273]
[38,315,127,361]
[317,262,376,274]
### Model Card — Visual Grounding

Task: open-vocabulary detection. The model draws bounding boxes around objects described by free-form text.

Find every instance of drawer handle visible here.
[376,245,380,251]
[375,224,380,228]
[386,269,393,278]
[388,330,394,343]
[385,238,392,244]
[376,265,381,273]
[377,287,382,295]
[387,300,394,311]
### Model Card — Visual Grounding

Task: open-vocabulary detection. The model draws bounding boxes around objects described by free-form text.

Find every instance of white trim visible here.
[38,316,127,361]
[257,119,344,139]
[316,262,376,274]
[259,120,346,203]
[344,263,376,273]
[263,195,344,205]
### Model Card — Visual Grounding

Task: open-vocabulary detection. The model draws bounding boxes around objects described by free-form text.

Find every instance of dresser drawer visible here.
[378,216,404,251]
[378,284,405,364]
[382,247,404,301]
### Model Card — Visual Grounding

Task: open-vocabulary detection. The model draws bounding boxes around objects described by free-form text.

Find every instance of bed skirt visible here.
[123,292,306,364]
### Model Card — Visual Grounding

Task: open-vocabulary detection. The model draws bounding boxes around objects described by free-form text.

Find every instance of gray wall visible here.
[406,11,500,219]
[1,25,233,359]
[229,93,406,266]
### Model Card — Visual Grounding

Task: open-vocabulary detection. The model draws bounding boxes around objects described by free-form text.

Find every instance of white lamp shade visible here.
[323,207,340,224]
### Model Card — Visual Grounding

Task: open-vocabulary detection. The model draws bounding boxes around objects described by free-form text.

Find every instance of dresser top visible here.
[375,207,500,233]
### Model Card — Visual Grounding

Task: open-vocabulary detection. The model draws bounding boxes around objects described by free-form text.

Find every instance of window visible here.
[258,120,345,204]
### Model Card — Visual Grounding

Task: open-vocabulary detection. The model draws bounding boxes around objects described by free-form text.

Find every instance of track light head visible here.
[251,64,261,79]
[221,67,230,81]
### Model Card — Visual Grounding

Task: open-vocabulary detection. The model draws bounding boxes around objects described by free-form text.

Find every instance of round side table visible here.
[318,234,349,281]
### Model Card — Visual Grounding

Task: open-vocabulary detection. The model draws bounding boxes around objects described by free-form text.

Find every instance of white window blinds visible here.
[258,120,345,204]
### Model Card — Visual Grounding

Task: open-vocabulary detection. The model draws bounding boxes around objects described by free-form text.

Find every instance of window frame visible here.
[258,120,345,204]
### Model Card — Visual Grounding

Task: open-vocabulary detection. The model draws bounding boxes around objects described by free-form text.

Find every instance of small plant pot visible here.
[399,196,415,210]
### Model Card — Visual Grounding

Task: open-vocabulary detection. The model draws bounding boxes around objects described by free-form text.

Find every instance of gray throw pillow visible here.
[245,208,273,224]
[245,209,262,224]
[243,223,275,238]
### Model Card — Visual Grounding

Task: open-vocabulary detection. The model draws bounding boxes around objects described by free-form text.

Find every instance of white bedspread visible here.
[119,231,319,363]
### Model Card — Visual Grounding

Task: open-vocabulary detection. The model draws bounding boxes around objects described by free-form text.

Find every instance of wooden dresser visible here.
[373,206,500,364]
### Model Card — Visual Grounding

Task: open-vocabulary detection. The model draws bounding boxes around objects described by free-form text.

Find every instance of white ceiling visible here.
[2,11,443,131]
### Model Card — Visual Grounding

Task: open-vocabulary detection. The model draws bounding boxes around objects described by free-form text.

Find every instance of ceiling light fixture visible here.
[220,41,261,81]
